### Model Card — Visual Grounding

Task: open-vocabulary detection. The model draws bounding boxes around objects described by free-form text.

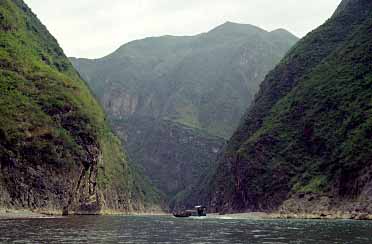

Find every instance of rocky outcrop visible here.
[0,141,101,215]
[276,191,372,220]
[102,88,139,119]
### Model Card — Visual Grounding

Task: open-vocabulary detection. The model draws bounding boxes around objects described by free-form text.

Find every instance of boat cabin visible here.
[195,205,207,216]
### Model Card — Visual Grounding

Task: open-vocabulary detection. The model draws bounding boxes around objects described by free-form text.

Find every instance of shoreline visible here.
[212,212,372,221]
[0,209,58,220]
[2,208,371,221]
[0,208,170,220]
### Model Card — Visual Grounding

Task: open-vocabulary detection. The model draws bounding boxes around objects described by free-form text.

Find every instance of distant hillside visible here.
[207,0,372,219]
[71,22,298,138]
[71,22,298,203]
[113,116,224,200]
[0,0,161,214]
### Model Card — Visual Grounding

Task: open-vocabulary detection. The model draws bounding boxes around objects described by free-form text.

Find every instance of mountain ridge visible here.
[70,22,297,61]
[71,22,298,138]
[205,0,372,219]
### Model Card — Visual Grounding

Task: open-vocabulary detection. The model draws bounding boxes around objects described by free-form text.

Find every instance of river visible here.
[1,215,371,243]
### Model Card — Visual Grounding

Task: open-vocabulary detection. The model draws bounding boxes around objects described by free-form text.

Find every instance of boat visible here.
[173,206,207,218]
[173,211,192,218]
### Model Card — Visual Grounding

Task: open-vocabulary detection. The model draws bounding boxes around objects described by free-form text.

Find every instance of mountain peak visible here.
[220,21,241,26]
[208,21,265,35]
[270,28,291,34]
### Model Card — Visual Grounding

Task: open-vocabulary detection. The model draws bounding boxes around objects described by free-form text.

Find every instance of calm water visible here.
[1,216,372,243]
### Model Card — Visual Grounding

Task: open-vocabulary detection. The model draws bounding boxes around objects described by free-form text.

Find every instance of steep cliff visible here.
[113,116,224,201]
[71,24,298,203]
[0,0,161,214]
[209,0,372,218]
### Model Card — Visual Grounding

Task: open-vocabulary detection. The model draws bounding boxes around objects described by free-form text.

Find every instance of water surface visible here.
[1,215,371,243]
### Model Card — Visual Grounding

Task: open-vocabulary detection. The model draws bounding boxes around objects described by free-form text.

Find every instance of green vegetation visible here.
[293,176,328,193]
[0,0,160,211]
[208,0,372,212]
[71,23,298,139]
[70,23,297,206]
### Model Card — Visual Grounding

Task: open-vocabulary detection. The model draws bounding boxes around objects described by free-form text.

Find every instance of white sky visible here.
[24,0,342,59]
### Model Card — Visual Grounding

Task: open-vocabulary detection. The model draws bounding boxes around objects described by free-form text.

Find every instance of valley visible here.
[71,23,298,204]
[0,0,371,232]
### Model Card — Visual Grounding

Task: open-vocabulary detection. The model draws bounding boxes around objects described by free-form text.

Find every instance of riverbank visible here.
[3,208,370,221]
[0,208,169,220]
[272,212,372,220]
[0,209,54,220]
[99,209,169,216]
[211,212,372,221]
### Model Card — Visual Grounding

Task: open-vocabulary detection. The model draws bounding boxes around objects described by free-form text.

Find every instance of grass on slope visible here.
[0,0,160,208]
[238,10,372,197]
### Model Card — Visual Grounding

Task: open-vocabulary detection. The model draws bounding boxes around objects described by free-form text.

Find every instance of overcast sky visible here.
[24,0,342,59]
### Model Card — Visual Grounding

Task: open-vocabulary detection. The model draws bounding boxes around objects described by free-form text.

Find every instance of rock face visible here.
[0,0,161,214]
[207,0,372,217]
[113,117,224,200]
[71,23,298,203]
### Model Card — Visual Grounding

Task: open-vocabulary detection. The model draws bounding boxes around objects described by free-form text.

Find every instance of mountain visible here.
[0,0,161,215]
[71,23,298,203]
[207,0,372,219]
[71,22,298,139]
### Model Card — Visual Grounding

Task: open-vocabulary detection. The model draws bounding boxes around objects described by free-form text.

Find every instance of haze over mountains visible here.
[71,23,298,202]
[71,23,298,139]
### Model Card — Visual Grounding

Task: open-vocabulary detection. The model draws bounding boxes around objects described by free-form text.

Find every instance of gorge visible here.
[0,0,371,224]
[71,23,298,205]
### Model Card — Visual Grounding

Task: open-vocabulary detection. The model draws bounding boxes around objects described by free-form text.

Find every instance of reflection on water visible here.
[1,215,372,243]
